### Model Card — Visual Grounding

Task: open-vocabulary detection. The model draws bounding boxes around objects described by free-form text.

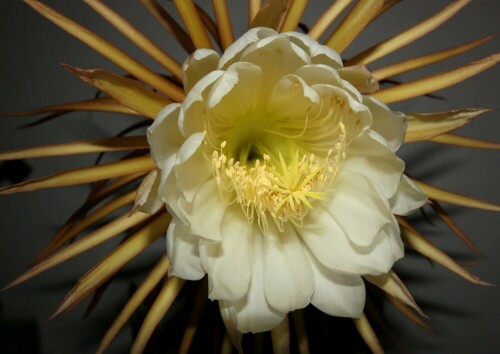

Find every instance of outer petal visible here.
[167,221,205,280]
[295,64,341,87]
[263,222,313,313]
[158,155,190,224]
[179,70,224,136]
[188,179,225,242]
[147,103,183,167]
[390,175,428,215]
[199,206,253,301]
[338,65,379,94]
[363,96,406,152]
[343,133,405,199]
[174,133,212,203]
[239,35,310,97]
[300,202,400,275]
[284,31,342,68]
[306,249,366,318]
[207,62,262,115]
[325,171,393,246]
[219,233,286,333]
[218,27,277,69]
[182,49,220,93]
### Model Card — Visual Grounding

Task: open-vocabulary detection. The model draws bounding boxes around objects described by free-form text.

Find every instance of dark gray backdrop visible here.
[1,1,499,353]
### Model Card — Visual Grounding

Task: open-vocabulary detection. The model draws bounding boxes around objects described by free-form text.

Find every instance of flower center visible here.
[210,124,346,232]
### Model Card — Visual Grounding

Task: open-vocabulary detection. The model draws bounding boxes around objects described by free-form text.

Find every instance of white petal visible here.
[218,27,277,70]
[325,170,393,246]
[189,179,226,242]
[300,202,399,275]
[363,96,406,152]
[311,84,372,141]
[135,169,163,214]
[179,70,224,136]
[306,249,366,317]
[147,103,184,167]
[219,232,286,333]
[182,49,220,93]
[266,74,319,119]
[338,65,379,94]
[295,64,341,87]
[390,175,428,215]
[200,206,253,301]
[158,155,190,224]
[343,133,405,199]
[263,222,313,313]
[207,62,262,113]
[284,31,342,68]
[174,133,212,203]
[166,221,205,280]
[239,35,310,97]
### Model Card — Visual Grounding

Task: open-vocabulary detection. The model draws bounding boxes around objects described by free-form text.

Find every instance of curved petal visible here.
[240,34,310,97]
[147,103,183,167]
[179,69,224,136]
[200,206,253,301]
[325,171,393,246]
[300,202,399,275]
[311,84,372,141]
[295,64,341,87]
[343,133,405,199]
[166,221,205,280]
[188,179,225,242]
[207,61,262,114]
[389,175,428,215]
[158,155,190,224]
[306,249,366,317]
[174,133,212,203]
[363,96,406,152]
[218,27,277,70]
[182,49,220,93]
[263,222,313,313]
[219,233,286,333]
[284,31,342,68]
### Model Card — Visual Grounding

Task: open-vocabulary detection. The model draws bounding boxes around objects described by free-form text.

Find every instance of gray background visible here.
[0,0,499,353]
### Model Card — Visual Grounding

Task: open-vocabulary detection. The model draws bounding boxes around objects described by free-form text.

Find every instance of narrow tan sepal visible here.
[179,279,209,354]
[413,180,500,212]
[134,169,164,214]
[23,0,185,101]
[271,316,290,354]
[96,255,170,354]
[50,213,170,318]
[325,0,384,54]
[430,133,500,149]
[353,313,384,354]
[0,136,148,161]
[404,108,491,143]
[130,276,186,354]
[2,97,139,117]
[370,54,500,104]
[173,0,214,49]
[338,65,379,94]
[400,222,493,286]
[63,65,171,119]
[307,0,352,40]
[346,0,472,65]
[386,296,432,332]
[0,156,155,195]
[292,310,310,354]
[430,201,481,255]
[2,211,151,291]
[365,271,427,318]
[250,0,289,30]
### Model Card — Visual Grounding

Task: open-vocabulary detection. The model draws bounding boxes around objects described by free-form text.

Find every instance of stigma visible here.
[211,125,346,232]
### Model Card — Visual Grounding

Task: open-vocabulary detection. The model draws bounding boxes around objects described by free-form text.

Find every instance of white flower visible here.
[148,28,427,333]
